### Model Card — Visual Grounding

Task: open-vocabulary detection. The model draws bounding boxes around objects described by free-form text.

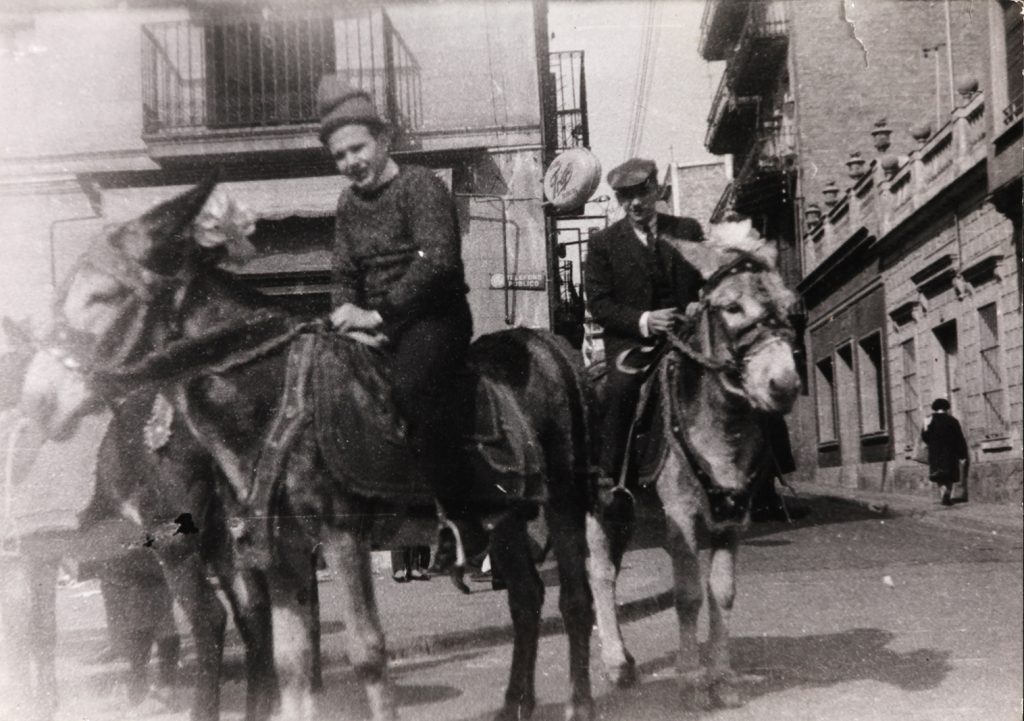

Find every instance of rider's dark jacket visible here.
[585,212,705,364]
[584,212,705,481]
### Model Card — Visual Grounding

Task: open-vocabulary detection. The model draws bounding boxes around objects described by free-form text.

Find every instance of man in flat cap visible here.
[584,158,705,485]
[318,75,479,528]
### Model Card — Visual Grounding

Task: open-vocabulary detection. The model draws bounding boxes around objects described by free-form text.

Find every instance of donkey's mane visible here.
[703,220,795,311]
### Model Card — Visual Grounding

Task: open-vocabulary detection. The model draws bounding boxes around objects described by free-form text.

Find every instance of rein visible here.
[91,313,327,390]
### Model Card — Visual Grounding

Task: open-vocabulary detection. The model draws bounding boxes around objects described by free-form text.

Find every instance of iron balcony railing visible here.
[1003,90,1023,127]
[727,2,788,94]
[549,50,589,151]
[141,8,421,137]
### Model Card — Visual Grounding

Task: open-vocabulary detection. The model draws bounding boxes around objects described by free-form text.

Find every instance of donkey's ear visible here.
[121,172,219,274]
[139,172,219,245]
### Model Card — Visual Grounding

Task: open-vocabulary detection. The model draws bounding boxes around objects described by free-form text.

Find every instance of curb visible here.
[787,482,1023,539]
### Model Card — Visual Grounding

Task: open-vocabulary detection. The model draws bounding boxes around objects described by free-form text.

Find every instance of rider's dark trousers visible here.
[390,302,473,504]
[599,361,645,482]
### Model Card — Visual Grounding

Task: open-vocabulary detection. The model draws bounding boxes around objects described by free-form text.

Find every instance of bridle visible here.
[664,251,794,403]
[615,250,796,526]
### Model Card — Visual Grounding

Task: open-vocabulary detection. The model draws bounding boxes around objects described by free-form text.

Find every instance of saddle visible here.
[265,330,546,510]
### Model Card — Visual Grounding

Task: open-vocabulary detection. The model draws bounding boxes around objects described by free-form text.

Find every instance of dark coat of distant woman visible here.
[921,413,968,485]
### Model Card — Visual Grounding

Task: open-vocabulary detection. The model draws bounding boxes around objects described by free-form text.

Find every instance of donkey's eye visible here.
[723,303,743,315]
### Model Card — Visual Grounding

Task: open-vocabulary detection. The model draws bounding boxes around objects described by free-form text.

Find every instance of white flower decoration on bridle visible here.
[193,188,258,266]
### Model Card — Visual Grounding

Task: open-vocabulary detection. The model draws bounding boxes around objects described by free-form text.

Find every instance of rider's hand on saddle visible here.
[646,308,678,336]
[331,303,383,332]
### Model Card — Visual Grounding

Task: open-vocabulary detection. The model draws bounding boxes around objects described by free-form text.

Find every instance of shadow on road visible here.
[625,487,891,551]
[503,627,952,721]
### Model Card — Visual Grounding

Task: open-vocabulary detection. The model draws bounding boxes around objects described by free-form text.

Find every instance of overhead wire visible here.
[624,0,659,159]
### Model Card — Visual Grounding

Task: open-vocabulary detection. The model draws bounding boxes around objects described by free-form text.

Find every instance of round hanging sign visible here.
[543,148,602,213]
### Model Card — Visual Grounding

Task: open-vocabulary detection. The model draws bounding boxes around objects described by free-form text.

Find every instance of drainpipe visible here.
[48,178,104,287]
[49,216,98,288]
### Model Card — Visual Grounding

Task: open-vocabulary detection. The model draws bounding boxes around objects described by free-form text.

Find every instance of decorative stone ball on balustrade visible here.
[822,180,840,208]
[871,117,892,153]
[909,120,933,146]
[880,154,901,179]
[804,203,823,230]
[846,151,867,181]
[955,74,980,106]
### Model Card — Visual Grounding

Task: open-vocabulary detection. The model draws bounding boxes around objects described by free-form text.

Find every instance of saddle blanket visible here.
[309,332,546,506]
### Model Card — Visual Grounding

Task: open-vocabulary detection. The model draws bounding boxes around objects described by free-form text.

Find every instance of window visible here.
[858,332,886,434]
[933,320,961,414]
[815,356,837,443]
[205,15,336,128]
[978,303,1006,436]
[1003,0,1023,125]
[901,338,919,449]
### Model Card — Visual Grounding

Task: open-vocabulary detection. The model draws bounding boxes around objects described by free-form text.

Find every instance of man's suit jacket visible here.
[585,213,705,362]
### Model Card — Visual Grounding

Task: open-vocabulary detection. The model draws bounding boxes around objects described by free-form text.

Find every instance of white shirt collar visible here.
[630,216,658,245]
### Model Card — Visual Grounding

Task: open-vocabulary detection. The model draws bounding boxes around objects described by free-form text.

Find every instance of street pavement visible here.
[8,483,1022,721]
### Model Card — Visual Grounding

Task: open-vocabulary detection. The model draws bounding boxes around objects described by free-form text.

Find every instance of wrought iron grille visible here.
[549,51,589,151]
[141,9,421,135]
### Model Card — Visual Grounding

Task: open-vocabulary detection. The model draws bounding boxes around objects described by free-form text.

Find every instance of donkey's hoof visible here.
[609,654,639,688]
[565,698,597,721]
[710,681,743,708]
[494,698,535,721]
[678,670,713,711]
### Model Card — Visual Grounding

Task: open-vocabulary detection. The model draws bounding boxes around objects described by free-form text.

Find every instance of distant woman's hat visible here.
[317,74,384,143]
[931,398,951,411]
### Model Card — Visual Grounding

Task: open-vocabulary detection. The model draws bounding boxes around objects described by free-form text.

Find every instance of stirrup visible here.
[430,501,471,594]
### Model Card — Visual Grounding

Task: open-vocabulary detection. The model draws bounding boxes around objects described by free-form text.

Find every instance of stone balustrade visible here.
[805,93,987,270]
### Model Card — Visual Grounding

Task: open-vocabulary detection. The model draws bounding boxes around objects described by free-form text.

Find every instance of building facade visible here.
[1,1,575,340]
[700,0,1021,503]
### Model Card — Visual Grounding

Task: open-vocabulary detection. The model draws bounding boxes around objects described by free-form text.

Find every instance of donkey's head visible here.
[19,177,243,439]
[670,218,801,414]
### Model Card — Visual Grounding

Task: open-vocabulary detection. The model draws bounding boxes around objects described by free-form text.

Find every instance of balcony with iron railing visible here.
[698,0,750,61]
[704,71,758,155]
[549,50,589,152]
[727,1,788,96]
[141,8,421,164]
[803,93,988,274]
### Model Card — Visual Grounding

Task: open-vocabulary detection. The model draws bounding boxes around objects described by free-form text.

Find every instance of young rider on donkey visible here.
[318,75,489,566]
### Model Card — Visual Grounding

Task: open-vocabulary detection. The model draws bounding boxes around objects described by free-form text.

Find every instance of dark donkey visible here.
[5,316,320,721]
[20,179,600,721]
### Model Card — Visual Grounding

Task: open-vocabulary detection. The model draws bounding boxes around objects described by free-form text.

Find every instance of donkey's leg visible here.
[27,554,61,721]
[706,530,746,708]
[0,558,35,713]
[489,516,543,721]
[585,511,636,688]
[548,505,596,721]
[215,564,278,721]
[321,526,397,721]
[266,566,316,721]
[158,547,227,721]
[658,461,710,709]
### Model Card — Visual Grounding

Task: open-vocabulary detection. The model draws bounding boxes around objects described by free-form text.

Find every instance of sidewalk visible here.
[785,480,1023,538]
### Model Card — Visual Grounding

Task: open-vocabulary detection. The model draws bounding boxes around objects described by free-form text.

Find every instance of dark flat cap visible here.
[608,158,657,190]
[317,74,384,143]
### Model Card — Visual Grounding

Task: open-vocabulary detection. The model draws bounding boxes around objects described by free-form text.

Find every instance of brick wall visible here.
[792,0,988,207]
